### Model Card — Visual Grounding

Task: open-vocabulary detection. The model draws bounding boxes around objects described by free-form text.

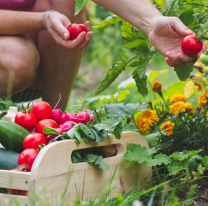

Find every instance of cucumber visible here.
[0,188,7,194]
[0,120,29,153]
[0,149,19,170]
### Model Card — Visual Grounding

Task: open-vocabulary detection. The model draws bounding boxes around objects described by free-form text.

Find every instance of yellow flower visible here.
[136,110,159,134]
[152,81,162,93]
[197,92,208,106]
[170,94,187,103]
[183,103,195,114]
[170,102,185,114]
[160,122,175,136]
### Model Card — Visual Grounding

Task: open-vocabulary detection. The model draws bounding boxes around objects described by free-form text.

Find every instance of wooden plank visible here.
[0,170,30,190]
[0,193,29,205]
[29,132,151,204]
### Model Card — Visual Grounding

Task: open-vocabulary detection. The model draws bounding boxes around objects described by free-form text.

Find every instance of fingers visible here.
[170,17,194,37]
[197,43,207,57]
[165,57,177,67]
[75,32,93,51]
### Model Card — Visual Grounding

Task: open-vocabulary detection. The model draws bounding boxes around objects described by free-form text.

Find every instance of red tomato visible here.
[181,35,203,56]
[23,133,47,150]
[67,24,87,40]
[31,101,52,121]
[6,169,26,195]
[15,111,37,131]
[18,149,39,171]
[35,119,58,137]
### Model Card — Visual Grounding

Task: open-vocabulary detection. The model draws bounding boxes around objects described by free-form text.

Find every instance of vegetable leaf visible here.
[188,155,202,173]
[123,38,146,49]
[202,156,208,170]
[95,61,126,95]
[123,124,140,133]
[145,131,166,147]
[93,15,122,28]
[94,156,110,170]
[43,127,59,136]
[174,63,194,81]
[162,0,179,16]
[92,124,108,142]
[146,154,171,167]
[105,103,150,118]
[167,160,185,175]
[123,143,157,164]
[179,5,194,26]
[75,0,88,15]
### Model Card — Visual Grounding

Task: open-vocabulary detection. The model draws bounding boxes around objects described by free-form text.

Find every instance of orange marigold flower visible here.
[152,81,162,93]
[136,110,159,134]
[170,94,187,103]
[160,122,175,136]
[183,103,195,114]
[197,92,208,106]
[170,102,185,114]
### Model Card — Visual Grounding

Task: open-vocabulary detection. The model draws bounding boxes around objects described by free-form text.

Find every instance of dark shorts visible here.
[11,89,42,103]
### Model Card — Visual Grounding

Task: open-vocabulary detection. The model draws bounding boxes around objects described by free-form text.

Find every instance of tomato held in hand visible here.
[35,119,58,137]
[31,101,52,121]
[18,149,39,171]
[181,35,203,56]
[200,53,208,65]
[23,133,47,150]
[67,24,87,40]
[15,111,37,131]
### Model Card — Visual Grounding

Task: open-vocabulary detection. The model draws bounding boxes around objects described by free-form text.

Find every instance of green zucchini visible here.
[0,120,29,153]
[0,149,19,170]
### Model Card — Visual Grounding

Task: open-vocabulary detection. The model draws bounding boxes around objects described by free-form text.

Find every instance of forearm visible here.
[92,0,162,37]
[0,10,44,35]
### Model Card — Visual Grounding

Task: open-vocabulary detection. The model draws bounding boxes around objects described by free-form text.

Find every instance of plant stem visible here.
[131,114,138,128]
[154,166,162,184]
[126,56,137,65]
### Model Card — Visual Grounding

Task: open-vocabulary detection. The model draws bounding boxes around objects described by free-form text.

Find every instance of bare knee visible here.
[0,36,40,95]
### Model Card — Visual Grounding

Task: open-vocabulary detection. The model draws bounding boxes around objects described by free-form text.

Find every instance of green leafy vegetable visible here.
[75,0,88,15]
[174,63,194,81]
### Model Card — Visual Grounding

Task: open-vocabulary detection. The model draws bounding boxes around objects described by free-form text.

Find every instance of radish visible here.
[61,112,74,124]
[60,121,74,132]
[52,109,63,126]
[90,115,94,122]
[46,128,63,141]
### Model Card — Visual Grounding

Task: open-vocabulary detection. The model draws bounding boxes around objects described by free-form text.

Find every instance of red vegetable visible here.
[6,169,26,195]
[90,115,94,122]
[60,121,74,132]
[15,110,37,131]
[35,119,58,137]
[23,133,47,150]
[31,101,52,121]
[52,109,63,126]
[181,35,203,56]
[47,128,63,141]
[67,24,87,40]
[18,149,39,171]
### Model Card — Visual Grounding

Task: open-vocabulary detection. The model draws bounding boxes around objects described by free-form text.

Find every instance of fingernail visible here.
[63,33,68,40]
[167,52,173,58]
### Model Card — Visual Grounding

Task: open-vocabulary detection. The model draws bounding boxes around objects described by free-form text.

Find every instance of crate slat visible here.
[0,193,29,205]
[0,170,30,190]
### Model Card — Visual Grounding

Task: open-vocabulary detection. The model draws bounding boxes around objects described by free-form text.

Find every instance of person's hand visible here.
[148,16,204,67]
[43,11,93,51]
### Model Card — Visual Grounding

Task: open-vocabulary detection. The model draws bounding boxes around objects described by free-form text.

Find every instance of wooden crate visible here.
[0,132,151,205]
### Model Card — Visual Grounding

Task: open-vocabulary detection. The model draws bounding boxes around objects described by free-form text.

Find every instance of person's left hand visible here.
[148,16,205,67]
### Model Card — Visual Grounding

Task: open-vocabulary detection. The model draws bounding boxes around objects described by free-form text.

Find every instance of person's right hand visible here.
[148,16,205,67]
[43,11,93,51]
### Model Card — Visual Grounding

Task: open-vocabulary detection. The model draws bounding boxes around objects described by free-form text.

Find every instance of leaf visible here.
[132,73,148,97]
[93,15,123,28]
[168,160,185,175]
[179,6,194,26]
[123,38,146,49]
[43,127,59,136]
[129,61,138,67]
[115,90,130,102]
[82,153,97,163]
[121,21,135,42]
[146,154,171,167]
[162,0,179,16]
[108,121,124,139]
[95,61,126,95]
[94,156,110,170]
[169,149,203,161]
[188,155,202,173]
[92,124,108,142]
[145,131,163,147]
[202,156,208,170]
[123,124,140,133]
[105,103,150,118]
[75,0,88,15]
[66,125,82,144]
[174,63,194,81]
[183,81,195,98]
[123,143,157,164]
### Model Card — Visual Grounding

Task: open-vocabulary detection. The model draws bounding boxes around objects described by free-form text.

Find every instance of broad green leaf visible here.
[145,131,163,147]
[148,69,169,82]
[162,0,179,16]
[174,63,194,81]
[202,156,208,170]
[92,124,108,142]
[108,121,124,139]
[132,73,148,97]
[169,149,203,161]
[179,6,194,26]
[93,15,122,28]
[123,143,157,164]
[121,21,135,42]
[43,127,59,136]
[188,155,202,173]
[105,103,150,118]
[123,124,140,133]
[94,156,110,170]
[115,90,130,102]
[75,0,88,15]
[82,153,97,163]
[168,160,185,175]
[123,38,146,49]
[146,154,171,167]
[95,61,126,95]
[66,125,82,144]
